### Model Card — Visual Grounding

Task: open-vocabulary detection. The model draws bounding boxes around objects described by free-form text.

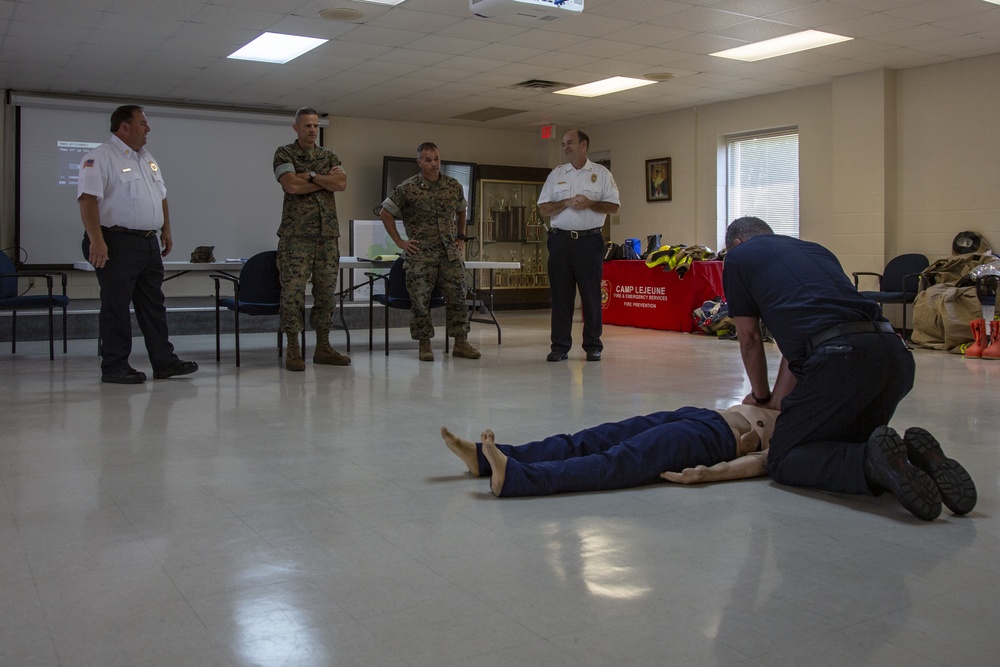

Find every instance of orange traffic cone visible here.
[965,318,987,358]
[983,320,1000,360]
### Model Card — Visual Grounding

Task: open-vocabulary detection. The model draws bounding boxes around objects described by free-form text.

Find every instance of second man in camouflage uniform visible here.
[273,107,350,371]
[379,142,480,361]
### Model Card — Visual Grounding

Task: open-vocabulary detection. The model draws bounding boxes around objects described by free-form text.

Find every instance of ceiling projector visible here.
[469,0,584,25]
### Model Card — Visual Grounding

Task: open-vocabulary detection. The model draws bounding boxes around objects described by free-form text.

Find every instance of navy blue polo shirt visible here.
[723,235,883,364]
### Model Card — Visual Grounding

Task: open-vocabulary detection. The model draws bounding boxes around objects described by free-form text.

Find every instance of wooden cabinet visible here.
[471,164,552,309]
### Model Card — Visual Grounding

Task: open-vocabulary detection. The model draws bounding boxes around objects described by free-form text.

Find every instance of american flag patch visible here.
[83,159,95,167]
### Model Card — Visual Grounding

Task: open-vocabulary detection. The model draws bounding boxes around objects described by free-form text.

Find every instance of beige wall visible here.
[324,116,550,229]
[599,52,1000,280]
[896,53,1000,258]
[7,50,1000,299]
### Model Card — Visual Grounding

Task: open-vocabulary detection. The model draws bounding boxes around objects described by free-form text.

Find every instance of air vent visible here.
[319,8,364,21]
[512,79,569,90]
[450,107,526,122]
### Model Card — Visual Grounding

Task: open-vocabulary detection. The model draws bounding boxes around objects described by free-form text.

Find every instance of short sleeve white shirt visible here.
[77,135,167,231]
[537,159,619,231]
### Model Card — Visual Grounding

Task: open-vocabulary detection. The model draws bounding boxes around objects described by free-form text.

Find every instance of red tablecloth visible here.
[601,260,725,332]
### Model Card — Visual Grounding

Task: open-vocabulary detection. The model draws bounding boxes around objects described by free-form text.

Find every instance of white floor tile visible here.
[1,311,997,665]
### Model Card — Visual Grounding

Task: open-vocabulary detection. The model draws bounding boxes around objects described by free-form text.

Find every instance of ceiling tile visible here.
[604,24,694,47]
[883,0,993,24]
[403,33,485,55]
[365,7,464,32]
[337,24,426,49]
[652,6,755,32]
[585,0,694,23]
[3,0,1000,130]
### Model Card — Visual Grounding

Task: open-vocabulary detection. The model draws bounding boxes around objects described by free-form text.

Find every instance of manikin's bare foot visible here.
[441,427,479,476]
[480,429,507,497]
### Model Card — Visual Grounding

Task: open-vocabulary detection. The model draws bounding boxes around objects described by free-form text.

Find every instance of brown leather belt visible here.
[805,321,896,356]
[105,225,157,239]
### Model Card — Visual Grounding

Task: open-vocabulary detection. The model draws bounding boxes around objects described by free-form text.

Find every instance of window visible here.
[726,128,799,238]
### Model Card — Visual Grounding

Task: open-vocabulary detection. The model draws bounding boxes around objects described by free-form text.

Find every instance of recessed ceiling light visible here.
[228,32,328,64]
[711,30,853,62]
[356,0,406,5]
[643,72,675,82]
[554,76,657,98]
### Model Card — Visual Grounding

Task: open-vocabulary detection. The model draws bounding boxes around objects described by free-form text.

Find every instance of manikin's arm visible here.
[660,450,768,485]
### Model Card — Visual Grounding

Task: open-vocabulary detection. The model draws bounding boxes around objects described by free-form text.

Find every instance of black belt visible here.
[548,227,603,239]
[805,321,896,356]
[105,225,157,239]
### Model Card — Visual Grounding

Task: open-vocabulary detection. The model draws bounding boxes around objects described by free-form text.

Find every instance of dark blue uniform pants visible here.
[547,231,604,355]
[474,407,736,497]
[767,331,915,495]
[83,232,178,374]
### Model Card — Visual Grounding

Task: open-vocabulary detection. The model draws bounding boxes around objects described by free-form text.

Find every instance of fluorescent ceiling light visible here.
[983,0,1000,5]
[711,30,853,62]
[228,32,328,64]
[357,0,407,4]
[554,76,657,98]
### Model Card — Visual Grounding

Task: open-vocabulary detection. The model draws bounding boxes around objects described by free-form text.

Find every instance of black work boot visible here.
[863,426,941,521]
[903,427,977,515]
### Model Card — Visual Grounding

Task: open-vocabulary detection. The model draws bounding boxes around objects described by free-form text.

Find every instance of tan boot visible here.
[285,333,305,371]
[313,329,351,366]
[452,335,481,359]
[419,338,434,361]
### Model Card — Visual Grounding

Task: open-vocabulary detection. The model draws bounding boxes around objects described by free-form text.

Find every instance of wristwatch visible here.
[455,233,468,241]
[308,171,317,182]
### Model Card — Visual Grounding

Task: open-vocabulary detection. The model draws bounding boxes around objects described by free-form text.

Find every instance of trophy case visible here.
[472,164,553,308]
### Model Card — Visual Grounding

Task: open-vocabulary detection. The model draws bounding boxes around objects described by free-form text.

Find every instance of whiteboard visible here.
[15,96,304,266]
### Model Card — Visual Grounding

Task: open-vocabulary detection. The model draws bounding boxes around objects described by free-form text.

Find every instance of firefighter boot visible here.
[965,318,987,358]
[983,320,1000,360]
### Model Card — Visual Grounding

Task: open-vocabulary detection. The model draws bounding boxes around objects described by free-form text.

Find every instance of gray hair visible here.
[294,107,319,122]
[725,216,774,250]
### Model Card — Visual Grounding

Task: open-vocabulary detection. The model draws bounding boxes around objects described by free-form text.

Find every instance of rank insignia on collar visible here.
[591,173,597,183]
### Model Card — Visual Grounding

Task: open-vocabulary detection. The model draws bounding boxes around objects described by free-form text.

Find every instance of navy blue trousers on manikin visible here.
[83,232,179,374]
[766,331,915,495]
[474,407,736,497]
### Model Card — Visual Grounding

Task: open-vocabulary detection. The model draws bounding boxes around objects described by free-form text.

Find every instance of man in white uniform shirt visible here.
[537,129,620,362]
[77,104,197,384]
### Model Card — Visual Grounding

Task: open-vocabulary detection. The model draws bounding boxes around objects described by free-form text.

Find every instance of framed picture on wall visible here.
[645,157,672,202]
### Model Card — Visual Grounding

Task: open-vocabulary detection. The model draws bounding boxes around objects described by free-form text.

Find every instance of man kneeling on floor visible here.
[722,216,977,521]
[442,405,976,520]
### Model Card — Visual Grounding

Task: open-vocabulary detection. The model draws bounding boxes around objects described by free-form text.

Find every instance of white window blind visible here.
[727,128,799,237]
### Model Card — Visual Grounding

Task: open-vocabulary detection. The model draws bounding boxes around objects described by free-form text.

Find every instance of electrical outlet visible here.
[28,278,36,289]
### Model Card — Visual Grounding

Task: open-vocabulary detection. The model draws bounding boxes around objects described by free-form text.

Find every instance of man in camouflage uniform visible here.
[379,142,480,361]
[273,107,349,371]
